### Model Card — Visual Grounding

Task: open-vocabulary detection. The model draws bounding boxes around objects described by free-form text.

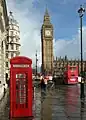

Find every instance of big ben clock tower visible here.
[41,8,53,74]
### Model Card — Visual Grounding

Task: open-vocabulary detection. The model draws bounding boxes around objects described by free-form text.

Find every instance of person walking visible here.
[40,77,45,91]
[44,76,48,91]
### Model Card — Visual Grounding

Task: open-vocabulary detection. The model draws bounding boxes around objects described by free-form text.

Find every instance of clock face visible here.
[45,30,51,36]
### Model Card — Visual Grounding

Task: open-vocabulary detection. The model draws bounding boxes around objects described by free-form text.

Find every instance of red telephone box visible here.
[10,56,33,118]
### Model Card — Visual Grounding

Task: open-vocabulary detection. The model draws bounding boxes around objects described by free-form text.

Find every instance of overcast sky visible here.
[6,0,86,67]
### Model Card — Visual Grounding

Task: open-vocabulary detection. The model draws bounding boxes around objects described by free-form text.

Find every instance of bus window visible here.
[70,67,76,71]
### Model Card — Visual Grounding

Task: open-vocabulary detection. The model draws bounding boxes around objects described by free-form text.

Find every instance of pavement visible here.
[0,84,5,101]
[0,87,9,120]
[34,84,86,120]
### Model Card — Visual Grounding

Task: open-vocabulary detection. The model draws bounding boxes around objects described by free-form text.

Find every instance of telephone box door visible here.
[11,70,32,118]
[15,72,28,116]
[12,70,32,117]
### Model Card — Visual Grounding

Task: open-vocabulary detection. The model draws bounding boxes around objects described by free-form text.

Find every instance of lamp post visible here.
[78,5,85,99]
[35,50,38,77]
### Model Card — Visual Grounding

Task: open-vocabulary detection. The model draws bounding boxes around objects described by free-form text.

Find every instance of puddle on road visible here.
[34,85,86,120]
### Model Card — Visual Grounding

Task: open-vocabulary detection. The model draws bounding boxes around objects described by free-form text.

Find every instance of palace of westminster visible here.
[41,8,86,76]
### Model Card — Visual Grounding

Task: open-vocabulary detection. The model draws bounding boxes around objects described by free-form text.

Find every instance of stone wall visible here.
[0,84,4,100]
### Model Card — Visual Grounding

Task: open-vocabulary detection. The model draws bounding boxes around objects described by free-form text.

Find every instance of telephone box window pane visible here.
[16,73,27,107]
[16,74,26,78]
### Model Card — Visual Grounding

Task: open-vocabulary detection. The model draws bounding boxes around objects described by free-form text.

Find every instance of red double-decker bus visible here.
[63,65,78,84]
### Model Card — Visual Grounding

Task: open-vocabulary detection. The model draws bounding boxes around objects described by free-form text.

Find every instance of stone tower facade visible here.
[41,9,53,74]
[5,12,21,78]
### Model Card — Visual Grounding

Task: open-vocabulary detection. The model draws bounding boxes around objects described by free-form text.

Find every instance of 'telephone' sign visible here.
[13,64,29,68]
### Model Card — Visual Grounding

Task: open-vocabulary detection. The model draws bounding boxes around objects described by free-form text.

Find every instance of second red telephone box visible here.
[10,56,33,118]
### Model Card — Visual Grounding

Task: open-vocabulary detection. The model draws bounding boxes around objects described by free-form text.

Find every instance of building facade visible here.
[53,56,86,76]
[41,9,54,74]
[5,12,21,78]
[0,0,8,85]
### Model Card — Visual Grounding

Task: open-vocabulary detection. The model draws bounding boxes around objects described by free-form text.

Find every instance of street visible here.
[1,84,86,120]
[36,84,86,120]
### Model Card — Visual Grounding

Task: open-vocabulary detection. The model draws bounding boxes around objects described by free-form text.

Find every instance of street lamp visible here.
[78,5,85,99]
[35,50,38,77]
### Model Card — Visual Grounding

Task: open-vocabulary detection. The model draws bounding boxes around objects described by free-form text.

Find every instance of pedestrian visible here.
[44,76,48,91]
[41,77,46,91]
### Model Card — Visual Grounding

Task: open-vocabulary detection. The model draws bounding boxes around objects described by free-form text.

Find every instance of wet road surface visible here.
[35,84,86,120]
[1,84,86,120]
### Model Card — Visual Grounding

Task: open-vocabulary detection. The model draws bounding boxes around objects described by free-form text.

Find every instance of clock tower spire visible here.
[41,9,54,75]
[43,8,50,24]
